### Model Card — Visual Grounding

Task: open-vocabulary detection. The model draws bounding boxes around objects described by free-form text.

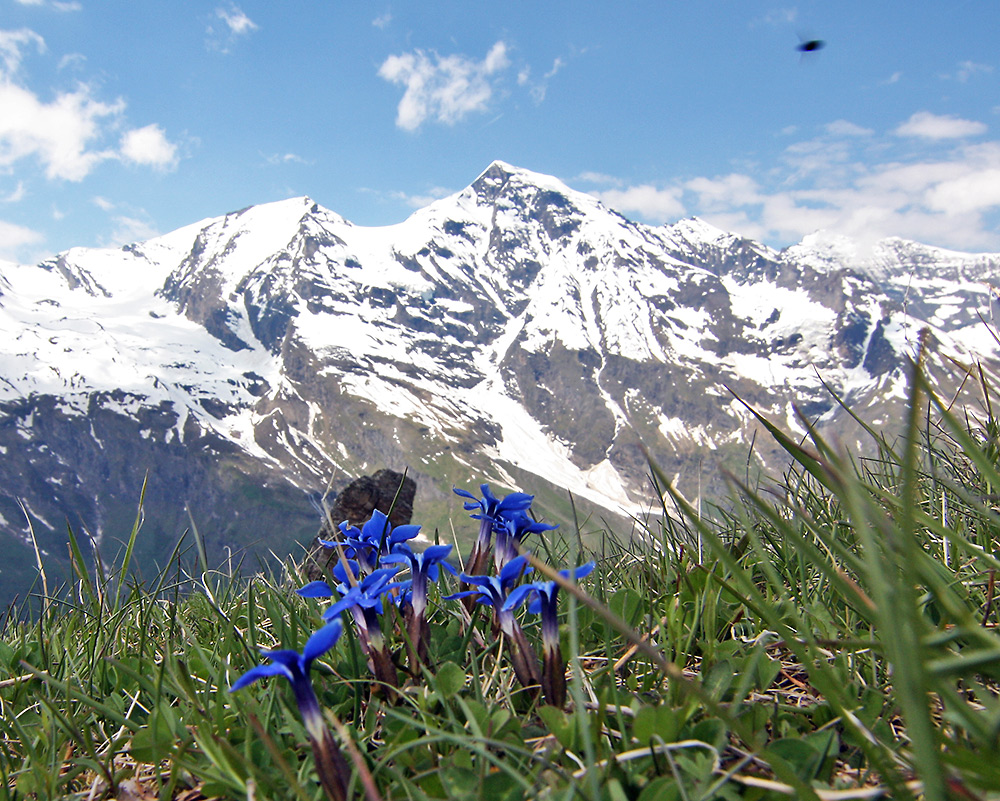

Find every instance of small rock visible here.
[301,469,416,580]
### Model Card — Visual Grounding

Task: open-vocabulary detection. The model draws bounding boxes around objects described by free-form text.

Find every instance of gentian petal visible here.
[383,579,412,602]
[390,524,421,544]
[423,544,454,562]
[497,492,534,514]
[323,592,361,620]
[499,554,532,586]
[459,573,495,588]
[361,510,389,542]
[297,580,335,598]
[503,583,539,611]
[454,484,534,519]
[229,662,290,692]
[379,552,411,568]
[560,561,597,581]
[332,559,361,584]
[302,619,344,665]
[365,566,401,589]
[443,589,491,603]
[259,649,303,669]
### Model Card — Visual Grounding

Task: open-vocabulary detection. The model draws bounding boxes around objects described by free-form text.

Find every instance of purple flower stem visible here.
[362,608,399,699]
[498,609,540,694]
[307,710,352,801]
[461,518,494,612]
[542,640,566,709]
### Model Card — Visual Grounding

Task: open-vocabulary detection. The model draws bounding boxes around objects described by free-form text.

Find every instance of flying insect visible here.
[796,38,825,53]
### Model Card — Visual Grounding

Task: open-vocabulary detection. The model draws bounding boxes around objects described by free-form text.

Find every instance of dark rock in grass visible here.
[301,469,416,580]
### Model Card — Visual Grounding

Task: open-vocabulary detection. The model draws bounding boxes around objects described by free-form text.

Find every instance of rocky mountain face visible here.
[2,161,998,607]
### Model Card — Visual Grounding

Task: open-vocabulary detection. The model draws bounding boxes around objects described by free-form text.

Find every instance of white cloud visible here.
[925,168,1000,215]
[372,12,392,29]
[544,57,564,79]
[895,111,987,140]
[58,52,86,70]
[592,184,685,223]
[207,6,257,51]
[575,171,622,187]
[120,124,178,171]
[881,71,903,85]
[779,136,858,186]
[378,41,511,130]
[954,60,992,83]
[14,0,80,7]
[0,218,44,262]
[825,119,873,137]
[754,8,797,26]
[89,196,160,245]
[482,42,508,73]
[919,143,1000,214]
[587,126,1000,250]
[1,182,26,203]
[0,80,123,180]
[263,151,310,166]
[523,56,565,103]
[0,28,46,75]
[109,214,158,245]
[380,186,453,208]
[686,173,762,210]
[13,0,80,8]
[715,139,1000,248]
[0,29,179,181]
[216,5,257,36]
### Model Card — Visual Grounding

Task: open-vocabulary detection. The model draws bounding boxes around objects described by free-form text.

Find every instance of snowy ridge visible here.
[1,161,999,571]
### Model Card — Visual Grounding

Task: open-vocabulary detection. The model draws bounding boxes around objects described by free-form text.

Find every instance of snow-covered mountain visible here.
[2,161,998,603]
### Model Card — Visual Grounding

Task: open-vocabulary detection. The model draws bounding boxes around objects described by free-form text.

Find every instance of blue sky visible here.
[1,0,998,263]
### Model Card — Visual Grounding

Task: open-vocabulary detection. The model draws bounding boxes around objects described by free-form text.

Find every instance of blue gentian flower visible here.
[453,484,533,577]
[320,563,400,619]
[318,509,421,574]
[298,562,397,649]
[503,561,596,707]
[381,543,456,666]
[445,555,540,692]
[493,511,558,571]
[503,562,597,647]
[381,544,456,620]
[316,561,401,694]
[230,619,343,729]
[230,619,350,801]
[445,555,532,623]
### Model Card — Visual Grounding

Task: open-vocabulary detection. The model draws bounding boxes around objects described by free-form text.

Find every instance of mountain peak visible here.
[472,161,579,202]
[478,159,518,178]
[665,216,735,243]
